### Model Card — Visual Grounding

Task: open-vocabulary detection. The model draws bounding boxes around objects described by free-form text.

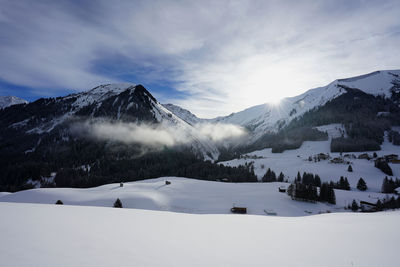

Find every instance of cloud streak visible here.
[1,0,400,117]
[72,120,247,148]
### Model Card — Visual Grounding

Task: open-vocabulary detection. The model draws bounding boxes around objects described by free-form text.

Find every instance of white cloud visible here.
[1,0,400,116]
[73,120,246,148]
[196,123,247,142]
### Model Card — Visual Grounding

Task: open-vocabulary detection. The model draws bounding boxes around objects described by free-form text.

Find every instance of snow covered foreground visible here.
[0,202,398,267]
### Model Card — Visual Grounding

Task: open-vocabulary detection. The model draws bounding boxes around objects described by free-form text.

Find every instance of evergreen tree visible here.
[351,199,358,211]
[382,177,389,193]
[347,165,353,172]
[319,183,328,202]
[296,171,301,182]
[314,175,321,187]
[375,199,383,211]
[278,172,284,182]
[375,160,393,176]
[344,177,350,190]
[113,198,123,208]
[287,183,294,198]
[327,183,336,204]
[357,178,367,191]
[262,168,277,182]
[55,200,63,205]
[271,170,277,181]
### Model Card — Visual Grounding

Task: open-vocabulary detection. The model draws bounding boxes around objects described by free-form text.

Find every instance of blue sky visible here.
[0,0,400,117]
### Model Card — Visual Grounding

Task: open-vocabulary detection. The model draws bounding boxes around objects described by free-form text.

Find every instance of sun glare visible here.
[266,97,283,106]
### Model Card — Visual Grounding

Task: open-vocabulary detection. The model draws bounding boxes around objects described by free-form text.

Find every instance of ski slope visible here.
[0,202,398,267]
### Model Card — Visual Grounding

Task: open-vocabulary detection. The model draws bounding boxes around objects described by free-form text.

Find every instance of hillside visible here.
[221,124,400,192]
[0,176,394,216]
[214,70,400,139]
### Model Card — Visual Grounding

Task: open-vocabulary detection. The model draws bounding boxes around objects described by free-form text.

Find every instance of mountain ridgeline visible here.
[1,70,400,191]
[0,84,255,191]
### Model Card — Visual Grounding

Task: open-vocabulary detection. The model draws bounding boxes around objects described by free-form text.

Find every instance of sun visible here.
[266,96,283,106]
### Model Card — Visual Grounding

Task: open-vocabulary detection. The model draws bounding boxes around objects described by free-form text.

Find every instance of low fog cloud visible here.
[195,123,247,142]
[72,120,247,148]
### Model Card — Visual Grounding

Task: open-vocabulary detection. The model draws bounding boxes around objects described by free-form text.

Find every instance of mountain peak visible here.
[87,83,136,95]
[0,96,28,109]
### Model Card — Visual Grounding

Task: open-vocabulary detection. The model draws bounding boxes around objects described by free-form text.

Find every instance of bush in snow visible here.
[113,198,123,208]
[55,200,63,205]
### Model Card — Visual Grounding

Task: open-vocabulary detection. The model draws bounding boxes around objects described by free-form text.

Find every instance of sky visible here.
[0,0,400,118]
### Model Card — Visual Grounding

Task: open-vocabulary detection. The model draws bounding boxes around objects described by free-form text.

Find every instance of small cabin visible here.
[231,207,247,214]
[278,187,286,193]
[330,157,344,164]
[358,153,371,160]
[385,154,399,162]
[360,201,377,212]
[318,153,330,160]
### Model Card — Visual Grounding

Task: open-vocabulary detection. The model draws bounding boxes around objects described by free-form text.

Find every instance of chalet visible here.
[359,201,377,212]
[330,157,344,164]
[384,154,398,162]
[317,153,329,160]
[358,153,371,160]
[231,207,247,214]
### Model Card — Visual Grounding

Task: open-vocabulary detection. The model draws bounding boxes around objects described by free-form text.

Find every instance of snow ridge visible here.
[0,96,28,109]
[213,69,400,140]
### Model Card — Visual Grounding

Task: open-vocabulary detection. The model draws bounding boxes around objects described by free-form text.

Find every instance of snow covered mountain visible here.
[213,70,400,140]
[0,83,219,159]
[2,69,400,191]
[0,96,28,109]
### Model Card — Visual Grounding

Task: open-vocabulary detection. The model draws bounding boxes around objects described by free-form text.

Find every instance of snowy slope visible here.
[65,83,136,109]
[162,103,203,125]
[0,202,398,267]
[0,176,393,216]
[214,70,400,139]
[0,95,28,109]
[221,125,400,192]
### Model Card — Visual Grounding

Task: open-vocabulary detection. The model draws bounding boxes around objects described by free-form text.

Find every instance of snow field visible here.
[0,177,393,217]
[0,202,398,267]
